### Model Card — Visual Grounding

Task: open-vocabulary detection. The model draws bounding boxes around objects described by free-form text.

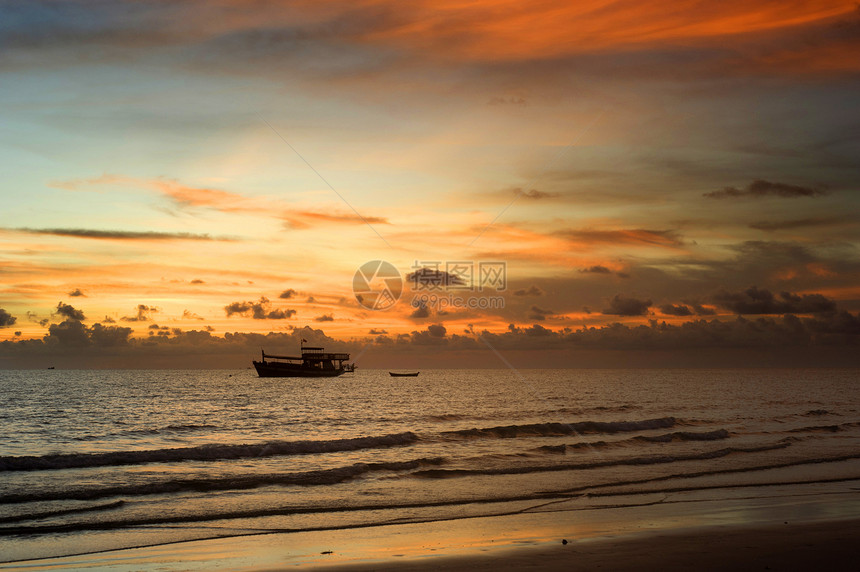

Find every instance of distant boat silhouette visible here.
[389,371,419,377]
[253,343,354,377]
[47,366,55,370]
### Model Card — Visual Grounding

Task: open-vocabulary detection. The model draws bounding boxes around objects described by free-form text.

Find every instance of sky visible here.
[1,0,859,368]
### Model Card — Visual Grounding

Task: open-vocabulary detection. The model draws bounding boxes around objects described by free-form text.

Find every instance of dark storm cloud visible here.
[726,241,818,265]
[749,217,844,232]
[427,324,447,337]
[528,305,555,321]
[369,328,388,335]
[476,312,860,352]
[513,285,543,296]
[190,279,205,284]
[579,266,613,274]
[314,314,334,322]
[409,300,430,319]
[558,229,684,247]
[224,297,295,319]
[712,286,837,315]
[68,288,86,297]
[514,188,556,199]
[664,239,860,293]
[602,295,652,316]
[224,301,252,316]
[704,179,826,199]
[659,304,693,316]
[266,309,296,319]
[45,320,90,346]
[403,327,451,346]
[4,314,860,367]
[121,304,159,322]
[0,308,16,327]
[692,304,717,316]
[279,289,297,299]
[88,323,134,347]
[11,228,236,241]
[55,302,85,321]
[41,319,134,348]
[20,321,342,360]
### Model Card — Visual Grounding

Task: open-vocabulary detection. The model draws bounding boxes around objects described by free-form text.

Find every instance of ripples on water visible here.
[1,368,858,562]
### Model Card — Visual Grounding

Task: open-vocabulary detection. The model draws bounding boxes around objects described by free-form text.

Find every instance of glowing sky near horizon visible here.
[1,0,859,352]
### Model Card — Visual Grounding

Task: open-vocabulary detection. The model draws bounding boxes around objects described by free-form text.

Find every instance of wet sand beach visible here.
[316,519,860,572]
[4,478,858,571]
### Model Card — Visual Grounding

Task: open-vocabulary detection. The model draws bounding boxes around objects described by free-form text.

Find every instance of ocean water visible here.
[1,368,859,563]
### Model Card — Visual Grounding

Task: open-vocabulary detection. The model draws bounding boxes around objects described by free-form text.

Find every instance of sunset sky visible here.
[1,0,859,367]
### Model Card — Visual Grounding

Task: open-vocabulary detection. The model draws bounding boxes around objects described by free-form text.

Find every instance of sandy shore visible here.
[313,519,860,571]
[3,482,859,571]
[3,518,858,572]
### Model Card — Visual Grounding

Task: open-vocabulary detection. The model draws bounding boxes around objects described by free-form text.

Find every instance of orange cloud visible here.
[50,173,392,230]
[282,210,390,229]
[12,1,858,79]
[152,181,390,229]
[557,228,684,249]
[153,180,254,213]
[357,0,855,63]
[807,262,836,277]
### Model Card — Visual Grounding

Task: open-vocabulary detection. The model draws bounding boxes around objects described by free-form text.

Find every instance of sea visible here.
[1,368,859,564]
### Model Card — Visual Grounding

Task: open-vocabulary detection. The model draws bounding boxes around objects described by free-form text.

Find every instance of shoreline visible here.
[4,517,859,572]
[3,480,859,571]
[312,519,860,572]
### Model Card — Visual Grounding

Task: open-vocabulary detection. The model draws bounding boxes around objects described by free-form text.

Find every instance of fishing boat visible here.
[389,371,419,377]
[253,343,354,377]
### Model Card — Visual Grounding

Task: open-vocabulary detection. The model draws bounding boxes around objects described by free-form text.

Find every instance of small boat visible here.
[389,371,419,377]
[253,344,355,378]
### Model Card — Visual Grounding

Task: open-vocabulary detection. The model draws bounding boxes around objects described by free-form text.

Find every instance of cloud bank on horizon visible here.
[1,1,859,366]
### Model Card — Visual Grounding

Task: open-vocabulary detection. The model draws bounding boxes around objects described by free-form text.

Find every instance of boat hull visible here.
[253,361,349,378]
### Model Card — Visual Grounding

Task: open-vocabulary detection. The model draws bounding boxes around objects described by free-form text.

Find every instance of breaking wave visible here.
[634,429,731,443]
[414,443,792,479]
[0,500,126,525]
[0,432,420,472]
[534,429,731,453]
[443,417,677,439]
[1,418,689,472]
[0,457,445,504]
[786,423,852,434]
